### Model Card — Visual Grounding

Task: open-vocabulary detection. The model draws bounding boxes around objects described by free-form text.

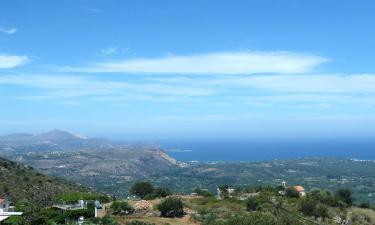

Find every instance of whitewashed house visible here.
[0,196,23,222]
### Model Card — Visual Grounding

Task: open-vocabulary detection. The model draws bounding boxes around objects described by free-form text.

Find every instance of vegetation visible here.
[157,197,184,218]
[110,201,134,215]
[130,182,171,200]
[0,157,94,206]
[192,188,213,197]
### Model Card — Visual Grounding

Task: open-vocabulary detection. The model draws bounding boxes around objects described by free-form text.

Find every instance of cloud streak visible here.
[0,27,17,34]
[1,73,375,109]
[62,51,329,74]
[0,54,29,69]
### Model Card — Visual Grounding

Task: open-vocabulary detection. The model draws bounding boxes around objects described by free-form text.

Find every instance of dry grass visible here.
[116,215,200,225]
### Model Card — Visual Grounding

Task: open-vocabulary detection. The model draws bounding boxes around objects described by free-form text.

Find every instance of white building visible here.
[0,196,23,222]
[0,197,10,212]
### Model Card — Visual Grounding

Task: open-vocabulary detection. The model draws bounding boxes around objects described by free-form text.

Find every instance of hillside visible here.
[0,156,94,206]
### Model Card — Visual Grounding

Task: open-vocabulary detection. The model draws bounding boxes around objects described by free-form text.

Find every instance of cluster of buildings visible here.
[216,181,306,200]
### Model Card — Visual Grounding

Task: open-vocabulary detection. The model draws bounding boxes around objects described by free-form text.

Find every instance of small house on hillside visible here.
[0,197,10,212]
[0,196,23,222]
[293,186,306,197]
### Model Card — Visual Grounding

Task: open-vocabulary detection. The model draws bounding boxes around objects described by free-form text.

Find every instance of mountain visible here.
[0,156,93,205]
[0,130,115,154]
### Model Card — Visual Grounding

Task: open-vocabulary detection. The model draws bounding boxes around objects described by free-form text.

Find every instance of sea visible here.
[160,138,375,162]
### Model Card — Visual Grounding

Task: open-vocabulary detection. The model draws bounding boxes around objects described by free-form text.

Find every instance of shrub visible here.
[246,197,260,211]
[130,182,155,199]
[152,187,172,198]
[110,201,134,215]
[157,197,184,218]
[126,221,155,225]
[193,188,213,197]
[285,187,300,198]
[360,202,371,209]
[99,216,120,225]
[335,188,353,206]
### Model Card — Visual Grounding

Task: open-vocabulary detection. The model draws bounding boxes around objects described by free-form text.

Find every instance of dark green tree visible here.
[335,188,353,206]
[130,182,155,199]
[153,187,172,198]
[110,201,134,215]
[285,187,300,198]
[157,197,184,218]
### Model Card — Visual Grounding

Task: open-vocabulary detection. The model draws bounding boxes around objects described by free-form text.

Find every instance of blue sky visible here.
[1,0,375,140]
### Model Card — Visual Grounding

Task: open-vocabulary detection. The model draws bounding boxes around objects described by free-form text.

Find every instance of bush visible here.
[110,201,134,215]
[130,182,155,199]
[157,197,184,218]
[193,188,213,197]
[360,202,371,209]
[335,188,353,206]
[152,187,172,198]
[99,216,120,225]
[285,187,300,198]
[246,197,260,211]
[126,221,155,225]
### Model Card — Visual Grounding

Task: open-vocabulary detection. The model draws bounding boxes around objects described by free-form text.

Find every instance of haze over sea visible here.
[161,138,375,162]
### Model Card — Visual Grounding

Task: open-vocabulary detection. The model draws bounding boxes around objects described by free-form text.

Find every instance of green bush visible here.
[157,197,184,218]
[193,188,213,197]
[110,201,134,215]
[149,187,172,199]
[99,216,120,225]
[335,188,353,206]
[126,221,155,225]
[246,197,260,211]
[285,187,300,198]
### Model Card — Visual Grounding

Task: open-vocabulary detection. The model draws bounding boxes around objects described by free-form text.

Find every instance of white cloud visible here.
[2,73,375,107]
[0,74,214,99]
[0,54,29,69]
[101,47,118,55]
[0,27,17,34]
[63,51,329,74]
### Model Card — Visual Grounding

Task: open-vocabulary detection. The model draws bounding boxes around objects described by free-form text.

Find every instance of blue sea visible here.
[160,138,375,162]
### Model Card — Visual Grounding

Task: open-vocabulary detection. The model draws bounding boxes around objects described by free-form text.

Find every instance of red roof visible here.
[293,186,305,192]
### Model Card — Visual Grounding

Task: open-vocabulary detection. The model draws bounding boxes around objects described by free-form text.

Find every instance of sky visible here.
[1,0,375,141]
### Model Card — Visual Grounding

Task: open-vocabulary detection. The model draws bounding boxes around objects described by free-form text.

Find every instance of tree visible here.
[219,185,229,199]
[299,198,317,217]
[130,182,154,199]
[285,187,300,198]
[246,197,260,211]
[110,201,134,215]
[335,188,353,206]
[157,197,184,218]
[153,187,172,198]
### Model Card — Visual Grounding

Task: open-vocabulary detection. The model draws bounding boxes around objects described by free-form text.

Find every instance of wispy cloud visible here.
[62,51,329,74]
[82,7,103,13]
[0,27,17,34]
[0,54,29,69]
[101,47,118,56]
[1,73,375,109]
[0,74,214,100]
